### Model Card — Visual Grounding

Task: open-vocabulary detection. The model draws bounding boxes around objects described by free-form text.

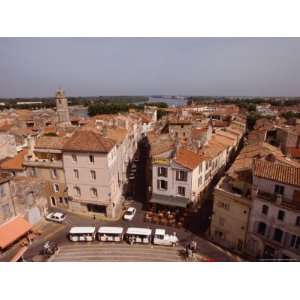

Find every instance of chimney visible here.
[27,136,35,156]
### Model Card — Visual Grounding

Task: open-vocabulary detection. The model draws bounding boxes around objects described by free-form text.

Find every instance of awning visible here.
[0,216,33,250]
[150,194,188,208]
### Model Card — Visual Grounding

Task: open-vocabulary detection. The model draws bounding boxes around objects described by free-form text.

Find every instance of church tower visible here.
[55,88,70,126]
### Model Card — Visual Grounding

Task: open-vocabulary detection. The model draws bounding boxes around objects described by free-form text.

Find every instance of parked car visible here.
[123,207,136,221]
[46,212,66,223]
[153,229,178,246]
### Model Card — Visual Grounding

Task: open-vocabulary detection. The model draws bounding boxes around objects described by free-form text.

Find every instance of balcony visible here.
[254,190,300,211]
[23,157,63,169]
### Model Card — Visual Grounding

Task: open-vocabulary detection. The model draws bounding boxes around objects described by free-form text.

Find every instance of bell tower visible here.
[55,88,70,126]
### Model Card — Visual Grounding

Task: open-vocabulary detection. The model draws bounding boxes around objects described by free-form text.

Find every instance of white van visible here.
[69,227,96,242]
[153,229,178,246]
[126,227,152,244]
[97,226,124,242]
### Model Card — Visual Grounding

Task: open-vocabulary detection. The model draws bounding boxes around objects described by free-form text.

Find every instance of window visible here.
[273,228,283,243]
[262,205,269,215]
[89,155,95,163]
[274,184,285,195]
[90,188,98,197]
[157,180,168,190]
[2,203,11,219]
[74,186,81,197]
[257,222,266,235]
[64,197,69,205]
[290,235,300,249]
[59,197,63,203]
[198,176,202,187]
[73,169,79,179]
[176,170,187,181]
[237,239,243,251]
[278,210,285,221]
[219,217,225,226]
[72,154,77,162]
[91,170,96,180]
[51,168,58,179]
[0,185,5,197]
[53,183,59,193]
[218,201,230,210]
[215,230,223,238]
[51,197,56,206]
[157,167,168,177]
[296,216,300,227]
[178,186,186,196]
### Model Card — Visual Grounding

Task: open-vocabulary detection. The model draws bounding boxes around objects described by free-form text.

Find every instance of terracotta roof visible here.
[150,133,175,156]
[212,134,235,148]
[174,148,204,170]
[227,142,290,181]
[151,142,174,156]
[215,130,237,141]
[0,216,33,250]
[35,136,66,150]
[0,149,28,171]
[63,129,115,153]
[105,127,128,145]
[248,129,267,144]
[253,159,300,187]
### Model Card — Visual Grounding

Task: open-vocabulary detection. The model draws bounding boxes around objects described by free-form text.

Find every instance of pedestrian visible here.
[93,214,96,220]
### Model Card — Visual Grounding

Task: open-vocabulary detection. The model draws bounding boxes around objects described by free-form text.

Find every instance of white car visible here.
[46,212,66,223]
[123,207,136,221]
[153,229,178,246]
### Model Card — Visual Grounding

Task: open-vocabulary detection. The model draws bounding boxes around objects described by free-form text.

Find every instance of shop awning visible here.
[0,216,33,250]
[150,194,189,208]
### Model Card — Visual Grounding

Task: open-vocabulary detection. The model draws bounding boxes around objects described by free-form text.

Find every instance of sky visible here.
[0,37,300,98]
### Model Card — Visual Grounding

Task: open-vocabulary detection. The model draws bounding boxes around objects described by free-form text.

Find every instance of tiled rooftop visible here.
[63,129,115,153]
[253,159,300,187]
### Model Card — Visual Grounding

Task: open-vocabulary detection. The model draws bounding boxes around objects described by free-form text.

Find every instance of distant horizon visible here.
[1,94,300,100]
[1,38,300,98]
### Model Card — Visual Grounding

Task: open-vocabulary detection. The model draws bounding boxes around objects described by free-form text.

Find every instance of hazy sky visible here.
[1,38,300,98]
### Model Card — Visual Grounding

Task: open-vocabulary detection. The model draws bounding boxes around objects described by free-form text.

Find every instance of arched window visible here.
[90,188,98,197]
[74,186,81,197]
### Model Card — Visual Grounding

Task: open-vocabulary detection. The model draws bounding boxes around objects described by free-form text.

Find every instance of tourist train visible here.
[68,226,178,246]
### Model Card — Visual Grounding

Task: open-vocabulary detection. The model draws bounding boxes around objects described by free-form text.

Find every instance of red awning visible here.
[0,216,33,250]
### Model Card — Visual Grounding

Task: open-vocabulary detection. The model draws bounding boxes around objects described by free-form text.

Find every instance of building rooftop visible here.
[253,159,300,187]
[0,149,28,171]
[174,147,204,170]
[105,127,128,145]
[35,136,67,150]
[63,129,115,153]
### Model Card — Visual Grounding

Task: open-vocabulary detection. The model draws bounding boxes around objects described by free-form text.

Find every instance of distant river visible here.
[147,97,187,107]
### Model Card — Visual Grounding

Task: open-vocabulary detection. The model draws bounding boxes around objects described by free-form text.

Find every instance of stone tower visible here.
[55,88,70,126]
